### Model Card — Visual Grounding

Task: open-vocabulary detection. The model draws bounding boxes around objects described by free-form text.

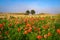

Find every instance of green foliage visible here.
[0,16,60,40]
[31,10,35,15]
[25,10,30,15]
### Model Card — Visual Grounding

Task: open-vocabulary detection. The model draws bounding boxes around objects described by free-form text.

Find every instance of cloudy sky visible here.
[0,0,60,14]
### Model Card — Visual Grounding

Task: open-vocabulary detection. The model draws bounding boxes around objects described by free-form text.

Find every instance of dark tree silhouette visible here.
[31,10,35,15]
[25,10,30,15]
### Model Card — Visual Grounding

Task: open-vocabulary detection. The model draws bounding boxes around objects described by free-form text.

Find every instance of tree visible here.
[25,10,30,15]
[31,10,35,15]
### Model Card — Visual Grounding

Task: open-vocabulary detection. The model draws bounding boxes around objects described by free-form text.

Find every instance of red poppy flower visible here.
[0,31,2,34]
[44,34,48,38]
[5,31,9,35]
[40,17,45,20]
[57,29,60,34]
[30,17,34,21]
[26,24,31,27]
[27,29,32,33]
[15,21,19,24]
[24,27,28,30]
[31,22,34,25]
[9,24,12,27]
[0,24,3,28]
[17,28,21,32]
[23,30,28,34]
[42,25,49,29]
[47,32,52,36]
[37,35,43,39]
[37,28,40,31]
[33,27,37,31]
[24,18,28,23]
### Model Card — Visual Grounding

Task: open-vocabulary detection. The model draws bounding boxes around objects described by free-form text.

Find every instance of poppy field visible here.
[0,15,60,40]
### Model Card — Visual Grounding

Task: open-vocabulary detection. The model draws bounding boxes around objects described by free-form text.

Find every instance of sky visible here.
[0,0,60,14]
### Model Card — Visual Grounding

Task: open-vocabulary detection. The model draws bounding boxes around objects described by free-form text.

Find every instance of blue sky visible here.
[0,0,60,14]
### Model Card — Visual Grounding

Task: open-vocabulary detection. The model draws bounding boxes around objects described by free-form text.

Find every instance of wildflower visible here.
[0,24,3,28]
[5,31,9,35]
[57,29,60,34]
[24,18,28,23]
[37,28,40,31]
[17,28,21,32]
[26,24,31,27]
[23,30,28,34]
[24,27,28,30]
[44,34,48,38]
[47,32,52,36]
[42,25,49,29]
[27,29,32,33]
[9,23,12,27]
[37,35,43,39]
[31,22,34,25]
[0,31,2,34]
[40,17,45,20]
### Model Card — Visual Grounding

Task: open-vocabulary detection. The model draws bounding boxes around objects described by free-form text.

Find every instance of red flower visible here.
[27,29,32,33]
[37,28,40,31]
[47,32,52,36]
[24,18,28,23]
[24,27,28,30]
[31,22,34,25]
[37,35,43,39]
[42,25,49,29]
[15,21,19,24]
[0,24,3,28]
[33,27,37,31]
[57,29,60,34]
[5,31,9,35]
[23,30,28,34]
[26,24,31,27]
[40,17,45,20]
[9,24,12,27]
[17,28,21,32]
[44,34,48,38]
[0,31,2,34]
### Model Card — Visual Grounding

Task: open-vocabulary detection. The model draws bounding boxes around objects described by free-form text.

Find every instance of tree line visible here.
[25,10,35,15]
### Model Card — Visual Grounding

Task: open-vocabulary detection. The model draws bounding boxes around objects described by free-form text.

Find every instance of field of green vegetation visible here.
[0,15,60,40]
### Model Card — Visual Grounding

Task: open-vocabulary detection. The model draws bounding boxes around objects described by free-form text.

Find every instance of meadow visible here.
[0,14,60,40]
